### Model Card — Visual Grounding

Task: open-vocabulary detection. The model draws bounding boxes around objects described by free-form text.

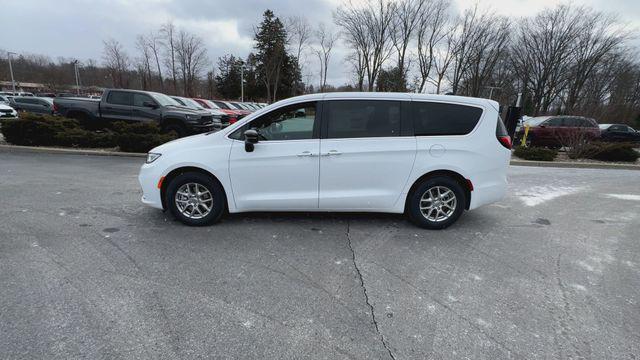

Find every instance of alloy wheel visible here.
[174,182,214,219]
[419,186,457,222]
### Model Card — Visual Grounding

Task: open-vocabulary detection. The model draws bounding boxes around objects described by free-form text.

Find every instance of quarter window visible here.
[413,101,482,136]
[326,100,401,138]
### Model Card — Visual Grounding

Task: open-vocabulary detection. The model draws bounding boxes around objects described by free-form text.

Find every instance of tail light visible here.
[229,117,238,124]
[497,135,512,149]
[496,117,512,149]
[52,102,59,113]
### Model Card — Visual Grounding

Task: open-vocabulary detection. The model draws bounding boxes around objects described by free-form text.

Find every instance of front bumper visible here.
[187,122,219,132]
[138,163,164,210]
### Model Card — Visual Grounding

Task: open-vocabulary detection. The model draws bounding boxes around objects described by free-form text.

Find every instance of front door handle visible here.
[297,151,314,157]
[322,150,342,156]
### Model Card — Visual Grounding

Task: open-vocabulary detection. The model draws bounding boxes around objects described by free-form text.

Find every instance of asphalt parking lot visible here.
[1,149,639,359]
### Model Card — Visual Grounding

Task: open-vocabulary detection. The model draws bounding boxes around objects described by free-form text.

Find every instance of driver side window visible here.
[231,102,317,141]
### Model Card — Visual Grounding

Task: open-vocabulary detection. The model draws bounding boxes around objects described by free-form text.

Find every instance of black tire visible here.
[407,176,466,230]
[165,172,226,226]
[164,122,188,137]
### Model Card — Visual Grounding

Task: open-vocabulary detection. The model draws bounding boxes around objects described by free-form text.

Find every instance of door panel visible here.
[319,137,416,210]
[229,140,320,210]
[131,93,161,123]
[102,91,133,121]
[228,101,321,211]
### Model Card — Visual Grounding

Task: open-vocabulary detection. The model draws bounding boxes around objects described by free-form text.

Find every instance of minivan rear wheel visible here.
[165,172,226,226]
[407,176,466,230]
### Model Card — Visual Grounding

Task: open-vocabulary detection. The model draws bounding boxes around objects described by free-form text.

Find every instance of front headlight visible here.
[146,153,162,164]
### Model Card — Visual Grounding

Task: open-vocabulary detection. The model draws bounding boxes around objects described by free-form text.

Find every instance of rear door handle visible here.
[322,150,342,156]
[297,151,314,157]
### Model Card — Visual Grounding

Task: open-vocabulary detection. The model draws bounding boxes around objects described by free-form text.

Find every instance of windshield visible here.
[525,116,551,126]
[176,97,204,110]
[185,98,206,110]
[212,100,230,110]
[203,100,220,109]
[150,92,181,106]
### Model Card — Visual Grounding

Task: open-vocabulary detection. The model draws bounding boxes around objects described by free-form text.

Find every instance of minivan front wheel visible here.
[407,176,466,229]
[165,172,225,226]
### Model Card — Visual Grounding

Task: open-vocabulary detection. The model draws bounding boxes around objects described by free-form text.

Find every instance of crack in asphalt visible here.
[346,221,397,360]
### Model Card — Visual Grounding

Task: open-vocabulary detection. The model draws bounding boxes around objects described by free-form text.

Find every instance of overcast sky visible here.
[1,0,638,87]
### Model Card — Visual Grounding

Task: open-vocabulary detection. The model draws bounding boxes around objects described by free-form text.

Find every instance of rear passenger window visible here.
[412,102,482,136]
[107,91,132,106]
[326,100,400,138]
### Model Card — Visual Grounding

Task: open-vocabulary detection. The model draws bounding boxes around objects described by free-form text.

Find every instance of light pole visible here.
[7,52,17,93]
[240,63,244,102]
[73,60,80,95]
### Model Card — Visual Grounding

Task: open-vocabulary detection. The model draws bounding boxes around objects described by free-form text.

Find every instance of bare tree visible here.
[429,25,455,94]
[285,16,312,95]
[160,21,179,94]
[460,14,511,97]
[135,35,153,90]
[390,0,427,91]
[511,5,583,114]
[563,10,628,113]
[335,0,396,91]
[416,0,450,92]
[176,30,208,97]
[146,31,165,91]
[314,24,337,92]
[102,39,129,88]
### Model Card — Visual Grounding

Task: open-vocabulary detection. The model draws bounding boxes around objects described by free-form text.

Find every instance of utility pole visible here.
[73,60,80,95]
[485,86,501,100]
[7,52,17,93]
[240,63,244,102]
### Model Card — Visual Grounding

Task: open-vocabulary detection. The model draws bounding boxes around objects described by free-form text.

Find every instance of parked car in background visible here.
[36,92,57,98]
[0,95,10,106]
[139,92,511,229]
[514,115,600,147]
[54,89,217,136]
[223,101,252,116]
[10,96,55,115]
[193,98,242,124]
[0,103,18,119]
[599,124,640,143]
[171,96,231,129]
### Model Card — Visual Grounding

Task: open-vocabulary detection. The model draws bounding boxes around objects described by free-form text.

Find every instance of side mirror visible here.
[143,101,158,109]
[244,129,259,152]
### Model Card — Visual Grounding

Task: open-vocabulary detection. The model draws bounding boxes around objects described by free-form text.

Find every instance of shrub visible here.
[1,114,79,146]
[54,128,116,148]
[1,113,118,148]
[585,142,639,162]
[513,146,557,161]
[112,121,177,153]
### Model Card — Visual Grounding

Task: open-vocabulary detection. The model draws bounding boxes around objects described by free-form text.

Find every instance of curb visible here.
[510,159,639,171]
[1,144,638,170]
[0,144,146,158]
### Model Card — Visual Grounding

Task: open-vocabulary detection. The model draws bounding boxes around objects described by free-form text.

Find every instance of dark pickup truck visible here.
[53,89,220,136]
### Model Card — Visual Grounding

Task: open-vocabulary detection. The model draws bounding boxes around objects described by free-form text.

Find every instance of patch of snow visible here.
[605,194,640,201]
[515,186,584,206]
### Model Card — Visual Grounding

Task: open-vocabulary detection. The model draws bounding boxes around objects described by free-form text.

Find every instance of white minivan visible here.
[139,93,511,229]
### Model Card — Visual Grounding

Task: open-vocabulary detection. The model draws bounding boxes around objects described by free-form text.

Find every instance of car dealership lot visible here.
[1,150,639,359]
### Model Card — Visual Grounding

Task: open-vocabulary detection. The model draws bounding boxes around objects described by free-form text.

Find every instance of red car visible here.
[192,98,239,124]
[193,98,248,124]
[515,116,600,147]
